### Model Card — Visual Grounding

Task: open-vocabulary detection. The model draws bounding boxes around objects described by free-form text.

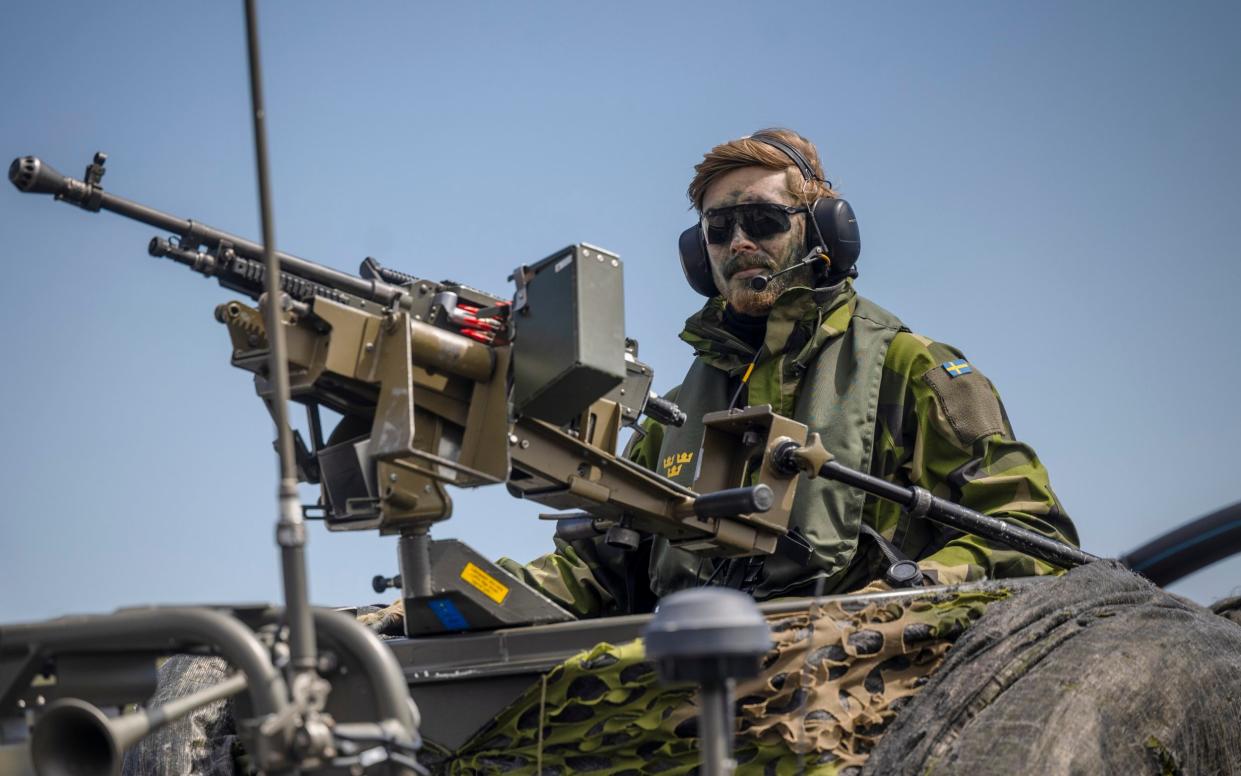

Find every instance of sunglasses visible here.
[701,203,808,245]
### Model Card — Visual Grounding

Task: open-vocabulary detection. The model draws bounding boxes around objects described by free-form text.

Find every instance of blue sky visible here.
[1,1,1238,620]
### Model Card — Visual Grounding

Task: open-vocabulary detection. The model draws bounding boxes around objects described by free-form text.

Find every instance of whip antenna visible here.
[243,0,319,678]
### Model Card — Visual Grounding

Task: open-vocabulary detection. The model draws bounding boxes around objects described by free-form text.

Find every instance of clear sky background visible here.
[1,1,1237,621]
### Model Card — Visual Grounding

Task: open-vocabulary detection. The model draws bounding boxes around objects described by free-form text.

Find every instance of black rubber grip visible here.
[692,484,774,518]
[555,516,607,542]
[645,394,687,428]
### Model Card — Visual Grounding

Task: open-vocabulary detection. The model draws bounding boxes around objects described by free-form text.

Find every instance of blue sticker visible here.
[942,359,973,378]
[428,598,469,631]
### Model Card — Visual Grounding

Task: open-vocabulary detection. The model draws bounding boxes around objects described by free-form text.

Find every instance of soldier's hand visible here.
[356,598,405,636]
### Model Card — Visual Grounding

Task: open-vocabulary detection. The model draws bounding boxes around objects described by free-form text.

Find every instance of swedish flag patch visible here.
[942,359,973,378]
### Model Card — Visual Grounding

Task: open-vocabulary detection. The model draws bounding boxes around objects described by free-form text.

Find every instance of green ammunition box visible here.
[511,244,626,426]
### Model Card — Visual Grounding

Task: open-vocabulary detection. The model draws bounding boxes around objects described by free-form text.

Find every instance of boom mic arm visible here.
[747,247,828,292]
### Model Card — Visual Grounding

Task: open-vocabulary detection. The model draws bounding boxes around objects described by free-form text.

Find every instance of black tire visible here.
[864,561,1241,775]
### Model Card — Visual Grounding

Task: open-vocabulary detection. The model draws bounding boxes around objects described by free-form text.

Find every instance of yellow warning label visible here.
[460,562,510,604]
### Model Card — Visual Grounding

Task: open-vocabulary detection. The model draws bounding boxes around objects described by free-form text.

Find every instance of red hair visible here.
[687,127,837,211]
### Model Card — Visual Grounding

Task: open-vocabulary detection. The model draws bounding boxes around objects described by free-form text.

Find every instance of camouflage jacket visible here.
[500,282,1079,616]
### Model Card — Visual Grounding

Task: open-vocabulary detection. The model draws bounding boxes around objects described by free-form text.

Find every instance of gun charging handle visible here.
[770,434,1101,570]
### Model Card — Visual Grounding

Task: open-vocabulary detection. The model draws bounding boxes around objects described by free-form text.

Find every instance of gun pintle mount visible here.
[9,154,803,637]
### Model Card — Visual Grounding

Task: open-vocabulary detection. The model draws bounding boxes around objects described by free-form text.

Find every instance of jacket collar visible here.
[679,280,856,374]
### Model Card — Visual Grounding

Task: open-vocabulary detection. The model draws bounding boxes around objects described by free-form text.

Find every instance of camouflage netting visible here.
[121,589,1008,775]
[422,587,1009,775]
[863,562,1241,775]
[121,568,1241,775]
[122,656,245,774]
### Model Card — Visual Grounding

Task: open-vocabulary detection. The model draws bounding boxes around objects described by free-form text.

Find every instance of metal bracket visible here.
[80,152,107,212]
[301,504,328,520]
[508,264,533,315]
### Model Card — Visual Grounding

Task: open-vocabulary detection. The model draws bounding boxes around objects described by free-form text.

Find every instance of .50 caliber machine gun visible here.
[9,152,1097,641]
[9,153,820,638]
[6,147,1104,774]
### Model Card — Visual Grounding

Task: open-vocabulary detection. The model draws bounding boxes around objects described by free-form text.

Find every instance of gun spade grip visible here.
[693,484,775,518]
[8,156,67,195]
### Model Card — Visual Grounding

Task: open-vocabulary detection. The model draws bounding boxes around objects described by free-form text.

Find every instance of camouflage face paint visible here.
[700,168,809,316]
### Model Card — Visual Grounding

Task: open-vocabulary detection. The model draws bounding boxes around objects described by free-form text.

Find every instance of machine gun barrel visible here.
[9,155,407,307]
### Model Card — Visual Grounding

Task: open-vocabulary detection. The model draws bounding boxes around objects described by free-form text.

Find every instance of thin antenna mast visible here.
[242,0,319,678]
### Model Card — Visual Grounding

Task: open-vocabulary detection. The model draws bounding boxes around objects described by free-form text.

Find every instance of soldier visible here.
[410,129,1087,775]
[134,130,1088,775]
[399,129,1087,773]
[497,128,1081,616]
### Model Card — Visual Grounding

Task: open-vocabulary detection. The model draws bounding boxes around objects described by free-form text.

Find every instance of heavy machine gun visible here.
[3,148,825,773]
[9,151,1098,636]
[6,145,1106,774]
[8,152,814,637]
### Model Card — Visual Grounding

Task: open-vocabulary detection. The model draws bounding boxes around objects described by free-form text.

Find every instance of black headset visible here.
[678,133,861,298]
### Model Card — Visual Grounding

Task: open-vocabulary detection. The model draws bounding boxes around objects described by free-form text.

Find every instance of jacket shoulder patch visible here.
[921,361,1006,445]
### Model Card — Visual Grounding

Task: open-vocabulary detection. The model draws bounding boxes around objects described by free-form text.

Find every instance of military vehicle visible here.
[2,5,1240,775]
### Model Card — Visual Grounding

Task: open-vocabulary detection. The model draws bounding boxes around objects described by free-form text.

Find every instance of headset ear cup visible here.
[809,198,861,280]
[678,225,719,297]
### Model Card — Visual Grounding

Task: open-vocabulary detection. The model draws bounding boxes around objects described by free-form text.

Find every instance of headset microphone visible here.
[747,247,829,292]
